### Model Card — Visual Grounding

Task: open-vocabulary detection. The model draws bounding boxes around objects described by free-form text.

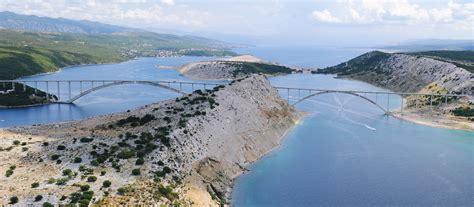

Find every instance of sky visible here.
[1,0,473,46]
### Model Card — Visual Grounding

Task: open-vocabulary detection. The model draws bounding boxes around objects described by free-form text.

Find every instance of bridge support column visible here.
[179,83,182,92]
[34,82,37,94]
[400,97,404,114]
[12,82,15,91]
[46,81,49,102]
[191,83,194,91]
[57,81,60,100]
[80,81,83,93]
[287,88,290,102]
[68,81,71,100]
[430,95,433,110]
[386,94,390,113]
[23,82,26,92]
[375,93,378,103]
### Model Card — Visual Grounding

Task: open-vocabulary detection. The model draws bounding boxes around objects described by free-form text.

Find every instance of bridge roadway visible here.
[0,80,470,115]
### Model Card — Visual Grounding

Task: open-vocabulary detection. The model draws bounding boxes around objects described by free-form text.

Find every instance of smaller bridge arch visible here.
[292,91,390,115]
[64,81,186,103]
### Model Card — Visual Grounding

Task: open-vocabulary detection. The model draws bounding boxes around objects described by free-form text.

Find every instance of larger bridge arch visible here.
[292,91,390,115]
[64,81,186,103]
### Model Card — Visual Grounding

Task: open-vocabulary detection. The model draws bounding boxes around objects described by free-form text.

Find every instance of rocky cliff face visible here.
[320,51,473,94]
[0,75,297,206]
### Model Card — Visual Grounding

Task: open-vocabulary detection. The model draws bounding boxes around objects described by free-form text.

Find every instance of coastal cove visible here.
[0,47,473,206]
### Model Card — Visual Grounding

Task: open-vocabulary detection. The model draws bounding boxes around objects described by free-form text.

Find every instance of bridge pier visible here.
[57,81,60,100]
[386,94,390,113]
[46,81,49,102]
[68,81,71,100]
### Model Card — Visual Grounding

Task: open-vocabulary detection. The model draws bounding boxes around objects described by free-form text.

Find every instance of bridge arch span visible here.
[292,91,390,115]
[65,81,186,103]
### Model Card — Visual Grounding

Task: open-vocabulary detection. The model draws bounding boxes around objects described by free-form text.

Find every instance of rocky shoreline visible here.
[0,75,298,206]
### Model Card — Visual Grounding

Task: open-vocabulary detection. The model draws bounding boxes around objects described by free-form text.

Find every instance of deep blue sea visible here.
[0,46,472,206]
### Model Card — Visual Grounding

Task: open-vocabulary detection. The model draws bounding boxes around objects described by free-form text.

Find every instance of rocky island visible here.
[178,55,295,80]
[0,75,298,206]
[317,50,473,130]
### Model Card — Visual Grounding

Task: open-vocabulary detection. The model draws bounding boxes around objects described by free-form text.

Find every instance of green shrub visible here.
[163,166,172,174]
[70,192,82,203]
[117,149,135,159]
[63,169,73,176]
[57,145,66,150]
[451,107,474,117]
[42,142,49,146]
[80,184,90,191]
[131,168,141,176]
[100,171,106,176]
[87,176,97,182]
[31,182,40,188]
[103,180,112,188]
[80,137,94,143]
[51,154,61,160]
[9,196,18,204]
[13,140,20,145]
[90,159,99,166]
[74,157,82,163]
[5,169,14,177]
[43,202,53,207]
[56,178,68,185]
[158,161,164,166]
[47,178,56,184]
[117,187,126,195]
[135,157,145,165]
[34,195,43,202]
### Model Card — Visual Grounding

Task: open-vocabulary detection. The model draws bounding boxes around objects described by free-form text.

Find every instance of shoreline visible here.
[226,111,309,203]
[392,112,473,132]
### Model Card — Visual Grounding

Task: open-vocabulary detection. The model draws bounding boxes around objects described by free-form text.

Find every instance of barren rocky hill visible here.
[178,55,294,80]
[0,75,297,206]
[318,51,474,129]
[319,51,473,94]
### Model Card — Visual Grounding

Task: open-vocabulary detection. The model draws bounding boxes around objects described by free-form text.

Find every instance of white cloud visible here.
[311,0,473,27]
[0,0,205,28]
[312,9,342,23]
[161,0,175,6]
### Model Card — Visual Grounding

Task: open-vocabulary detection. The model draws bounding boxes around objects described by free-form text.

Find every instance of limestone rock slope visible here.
[178,55,294,80]
[319,51,473,94]
[0,74,297,206]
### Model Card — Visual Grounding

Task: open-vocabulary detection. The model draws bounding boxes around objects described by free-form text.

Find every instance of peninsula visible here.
[317,50,473,130]
[0,75,298,206]
[178,55,294,80]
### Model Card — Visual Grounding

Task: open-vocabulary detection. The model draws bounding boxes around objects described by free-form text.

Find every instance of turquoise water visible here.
[234,74,474,206]
[0,48,472,206]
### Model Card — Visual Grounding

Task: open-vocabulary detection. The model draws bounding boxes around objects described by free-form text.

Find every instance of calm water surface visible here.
[0,48,472,206]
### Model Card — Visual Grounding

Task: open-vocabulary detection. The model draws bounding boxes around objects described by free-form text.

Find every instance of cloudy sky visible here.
[1,0,473,46]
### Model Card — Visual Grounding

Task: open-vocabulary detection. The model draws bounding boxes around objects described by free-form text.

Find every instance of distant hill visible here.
[317,50,472,94]
[0,11,229,47]
[380,39,474,52]
[0,11,236,80]
[0,11,140,34]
